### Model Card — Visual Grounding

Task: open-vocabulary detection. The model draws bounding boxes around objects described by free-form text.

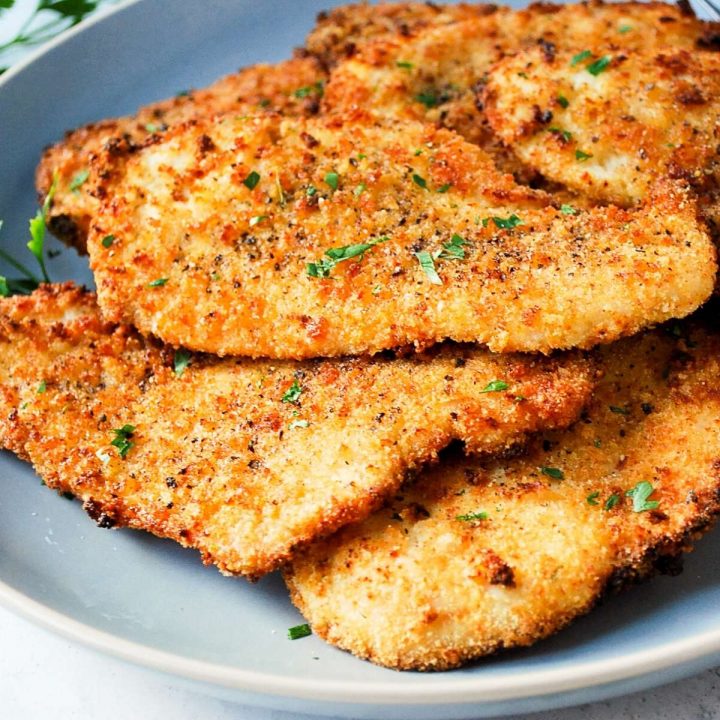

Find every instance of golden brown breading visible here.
[0,284,594,578]
[35,57,326,252]
[483,45,720,226]
[305,1,497,68]
[86,113,715,358]
[286,317,720,670]
[321,1,718,178]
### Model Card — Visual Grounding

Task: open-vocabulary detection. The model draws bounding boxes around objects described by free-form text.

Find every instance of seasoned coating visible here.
[305,2,498,68]
[322,1,717,174]
[286,319,720,670]
[0,284,594,578]
[35,57,326,252]
[87,113,715,358]
[483,45,720,229]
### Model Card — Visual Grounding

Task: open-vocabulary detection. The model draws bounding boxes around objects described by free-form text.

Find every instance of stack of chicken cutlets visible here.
[4,0,720,670]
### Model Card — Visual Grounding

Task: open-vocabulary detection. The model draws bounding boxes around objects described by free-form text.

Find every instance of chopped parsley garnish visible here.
[556,95,570,109]
[148,278,168,287]
[145,122,159,133]
[618,24,633,33]
[293,81,324,99]
[306,185,317,197]
[604,493,620,511]
[354,182,366,197]
[439,234,468,260]
[415,250,442,285]
[289,419,309,429]
[587,56,612,76]
[586,491,600,506]
[456,511,488,522]
[482,214,523,230]
[324,172,339,191]
[396,60,414,70]
[549,127,573,142]
[480,380,509,394]
[307,236,388,278]
[412,173,428,190]
[110,425,135,459]
[288,623,312,640]
[282,379,303,405]
[173,349,191,377]
[570,49,593,67]
[609,405,629,415]
[243,171,260,190]
[626,481,659,513]
[101,234,115,248]
[575,149,593,162]
[541,466,565,480]
[37,380,47,394]
[560,204,577,215]
[249,215,268,227]
[415,90,440,108]
[69,169,89,193]
[437,183,451,193]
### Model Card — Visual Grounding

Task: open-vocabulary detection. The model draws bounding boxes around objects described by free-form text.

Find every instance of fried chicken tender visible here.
[0,284,594,578]
[286,317,720,670]
[87,113,715,358]
[322,1,717,178]
[483,45,720,231]
[35,57,326,252]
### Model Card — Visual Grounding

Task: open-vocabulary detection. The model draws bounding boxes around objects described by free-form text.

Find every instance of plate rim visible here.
[2,0,720,708]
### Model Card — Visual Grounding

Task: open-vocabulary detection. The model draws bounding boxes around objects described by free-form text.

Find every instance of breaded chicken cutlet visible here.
[86,113,715,359]
[321,2,718,174]
[36,57,326,252]
[483,45,720,231]
[286,318,720,670]
[0,284,594,578]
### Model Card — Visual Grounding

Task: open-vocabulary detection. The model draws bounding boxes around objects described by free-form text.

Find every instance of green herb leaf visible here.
[541,466,565,480]
[575,149,593,161]
[415,250,442,285]
[288,623,312,640]
[110,424,135,459]
[549,127,573,142]
[307,236,388,278]
[586,491,600,506]
[306,185,317,197]
[249,215,268,227]
[282,379,303,405]
[604,493,620,511]
[396,60,414,70]
[439,233,468,260]
[483,214,523,230]
[618,24,633,33]
[353,182,366,197]
[27,172,58,284]
[415,90,439,108]
[173,349,191,377]
[101,234,115,248]
[293,81,324,99]
[587,56,612,76]
[570,49,593,67]
[69,168,89,193]
[148,278,168,287]
[324,172,339,191]
[412,173,428,190]
[456,511,488,522]
[556,95,570,109]
[560,204,577,215]
[625,480,660,513]
[436,183,451,193]
[243,171,260,190]
[480,380,509,394]
[37,380,47,394]
[609,405,629,415]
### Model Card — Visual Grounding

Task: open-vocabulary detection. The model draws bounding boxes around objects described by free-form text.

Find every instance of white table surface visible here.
[3,2,720,718]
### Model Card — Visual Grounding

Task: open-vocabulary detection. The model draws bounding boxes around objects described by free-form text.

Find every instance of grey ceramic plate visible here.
[1,1,720,718]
